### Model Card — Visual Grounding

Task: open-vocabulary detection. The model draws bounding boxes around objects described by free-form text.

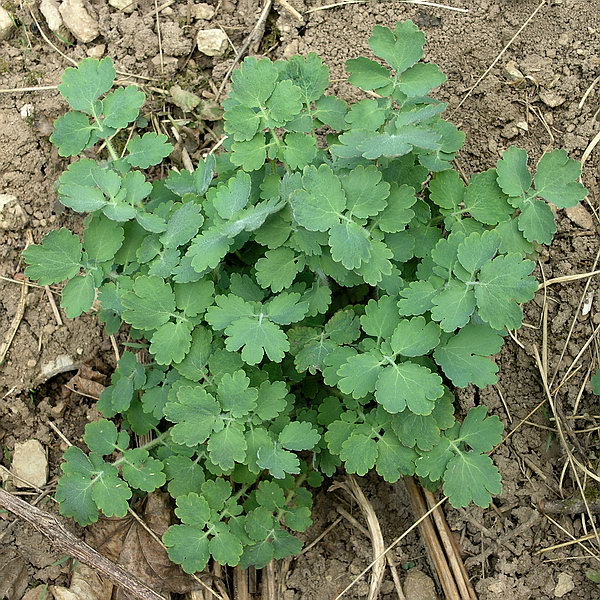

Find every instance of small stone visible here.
[109,0,138,13]
[516,120,529,131]
[26,359,37,368]
[59,0,99,43]
[283,39,299,58]
[196,28,228,57]
[0,195,28,231]
[539,90,565,107]
[20,104,34,119]
[40,0,65,34]
[554,572,574,597]
[11,440,48,489]
[403,570,438,600]
[0,6,15,41]
[23,585,50,600]
[86,43,105,58]
[193,2,215,20]
[503,60,525,86]
[40,354,78,382]
[566,204,595,230]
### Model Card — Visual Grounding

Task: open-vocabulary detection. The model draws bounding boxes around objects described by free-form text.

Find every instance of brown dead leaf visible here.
[0,554,28,600]
[83,492,198,597]
[65,366,106,399]
[115,492,196,597]
[21,584,50,600]
[51,564,112,600]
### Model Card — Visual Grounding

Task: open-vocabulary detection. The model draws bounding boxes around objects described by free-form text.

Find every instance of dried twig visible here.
[0,279,27,366]
[216,0,273,100]
[331,477,386,600]
[404,477,460,599]
[453,0,547,112]
[0,488,166,600]
[45,285,63,326]
[423,489,477,600]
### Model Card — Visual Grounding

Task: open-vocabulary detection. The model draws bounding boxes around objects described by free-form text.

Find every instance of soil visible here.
[1,0,600,598]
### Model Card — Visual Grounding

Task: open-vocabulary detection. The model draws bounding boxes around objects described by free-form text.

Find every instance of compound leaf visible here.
[443,452,502,508]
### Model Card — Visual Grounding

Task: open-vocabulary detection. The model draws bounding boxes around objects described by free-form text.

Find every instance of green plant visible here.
[23,21,587,572]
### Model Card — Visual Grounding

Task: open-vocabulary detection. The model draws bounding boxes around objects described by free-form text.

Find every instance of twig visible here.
[336,507,406,600]
[453,0,547,112]
[581,129,600,170]
[45,285,63,326]
[0,85,58,93]
[332,477,386,600]
[537,269,600,291]
[276,0,304,21]
[423,489,477,600]
[579,75,600,109]
[305,0,366,12]
[0,279,27,365]
[399,0,468,12]
[300,515,343,554]
[0,488,165,600]
[404,477,460,599]
[540,497,600,516]
[216,0,273,100]
[334,496,447,599]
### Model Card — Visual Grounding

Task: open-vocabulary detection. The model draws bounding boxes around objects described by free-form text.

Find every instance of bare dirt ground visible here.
[1,0,600,598]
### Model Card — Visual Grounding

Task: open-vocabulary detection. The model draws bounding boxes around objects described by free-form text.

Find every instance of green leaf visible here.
[346,57,391,90]
[57,57,115,114]
[102,85,145,129]
[231,57,279,108]
[375,361,444,415]
[369,22,424,73]
[345,99,387,130]
[279,422,320,451]
[429,169,464,211]
[255,480,286,509]
[257,442,300,478]
[496,146,532,199]
[174,492,211,526]
[231,134,268,171]
[434,324,503,388]
[164,385,221,446]
[278,53,329,103]
[337,352,383,399]
[121,276,176,330]
[83,419,119,455]
[217,370,258,417]
[150,320,193,365]
[160,202,204,248]
[84,214,124,262]
[208,423,247,470]
[206,294,255,330]
[314,96,348,130]
[397,279,441,316]
[457,406,503,453]
[61,274,95,318]
[57,159,117,212]
[360,295,401,339]
[126,133,173,168]
[283,133,317,170]
[23,229,82,285]
[518,198,557,244]
[391,316,441,357]
[51,111,94,156]
[210,523,243,566]
[475,254,537,330]
[397,63,446,96]
[533,149,587,208]
[376,184,416,233]
[225,317,289,365]
[266,292,309,325]
[443,452,502,508]
[464,170,512,225]
[55,472,99,525]
[376,433,417,482]
[163,524,210,573]
[292,165,345,232]
[255,248,304,292]
[329,221,371,269]
[121,448,166,491]
[430,281,476,332]
[340,433,377,475]
[164,456,206,497]
[210,171,251,220]
[342,165,390,219]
